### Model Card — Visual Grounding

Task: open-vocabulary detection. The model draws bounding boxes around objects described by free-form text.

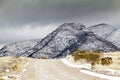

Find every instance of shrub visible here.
[71,50,102,64]
[11,64,18,71]
[101,57,113,65]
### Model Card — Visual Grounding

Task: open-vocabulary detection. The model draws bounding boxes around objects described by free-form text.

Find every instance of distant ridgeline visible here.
[0,23,120,59]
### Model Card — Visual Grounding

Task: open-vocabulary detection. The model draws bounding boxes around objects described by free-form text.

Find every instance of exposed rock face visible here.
[0,23,120,58]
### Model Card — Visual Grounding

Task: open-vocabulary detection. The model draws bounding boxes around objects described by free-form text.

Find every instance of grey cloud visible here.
[0,0,120,45]
[0,0,119,27]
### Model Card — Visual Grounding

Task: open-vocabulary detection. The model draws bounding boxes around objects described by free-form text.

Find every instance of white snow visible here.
[80,70,120,80]
[0,39,40,56]
[61,58,120,80]
[106,29,120,47]
[2,76,9,80]
[88,24,116,39]
[0,44,4,49]
[61,58,91,69]
[5,69,10,73]
[21,62,30,74]
[1,62,30,80]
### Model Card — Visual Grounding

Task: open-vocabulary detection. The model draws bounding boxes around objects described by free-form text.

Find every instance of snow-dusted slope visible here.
[0,23,120,58]
[106,29,120,47]
[0,44,4,49]
[88,23,120,48]
[19,23,120,59]
[88,23,117,39]
[78,33,119,52]
[18,23,86,58]
[0,39,40,56]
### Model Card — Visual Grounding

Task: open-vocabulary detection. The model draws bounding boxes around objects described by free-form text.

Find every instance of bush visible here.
[11,64,18,71]
[71,50,102,64]
[101,57,113,65]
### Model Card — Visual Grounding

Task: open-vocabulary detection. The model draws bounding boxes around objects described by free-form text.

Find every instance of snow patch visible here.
[2,76,9,80]
[80,70,120,80]
[61,58,91,69]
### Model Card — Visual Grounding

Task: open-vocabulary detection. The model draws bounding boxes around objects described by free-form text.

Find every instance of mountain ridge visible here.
[0,39,40,56]
[0,23,120,58]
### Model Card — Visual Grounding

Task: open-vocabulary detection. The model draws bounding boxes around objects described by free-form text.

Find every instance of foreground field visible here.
[0,51,120,80]
[97,51,120,70]
[0,57,106,80]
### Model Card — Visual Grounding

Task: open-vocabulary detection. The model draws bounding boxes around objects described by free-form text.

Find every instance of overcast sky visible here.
[0,0,120,47]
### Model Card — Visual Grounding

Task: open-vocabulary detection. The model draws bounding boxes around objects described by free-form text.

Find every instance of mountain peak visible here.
[60,23,85,30]
[0,23,120,59]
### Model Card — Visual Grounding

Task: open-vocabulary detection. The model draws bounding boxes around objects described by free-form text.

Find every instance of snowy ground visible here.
[80,70,120,80]
[61,58,120,80]
[61,58,91,69]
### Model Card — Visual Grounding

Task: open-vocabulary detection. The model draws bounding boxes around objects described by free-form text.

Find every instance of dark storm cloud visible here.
[0,0,120,46]
[0,0,118,27]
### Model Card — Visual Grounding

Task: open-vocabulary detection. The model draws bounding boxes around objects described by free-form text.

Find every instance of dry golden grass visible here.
[100,52,120,70]
[0,56,105,80]
[69,50,120,69]
[91,52,120,70]
[71,50,102,62]
[0,57,29,78]
[0,78,3,80]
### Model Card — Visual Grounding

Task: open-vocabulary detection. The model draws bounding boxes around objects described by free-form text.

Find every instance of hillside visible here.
[0,39,40,57]
[19,23,120,59]
[88,23,117,39]
[88,24,120,48]
[0,23,120,59]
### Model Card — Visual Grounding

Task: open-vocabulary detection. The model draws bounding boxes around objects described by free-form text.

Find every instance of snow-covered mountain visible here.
[88,23,120,48]
[0,23,120,58]
[18,23,120,58]
[0,39,40,56]
[106,29,120,47]
[0,44,4,49]
[88,23,117,39]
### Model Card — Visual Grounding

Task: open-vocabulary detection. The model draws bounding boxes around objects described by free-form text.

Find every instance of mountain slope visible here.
[0,39,40,57]
[88,23,117,39]
[78,33,119,52]
[106,29,120,47]
[19,23,120,59]
[88,23,120,48]
[18,23,87,58]
[0,23,119,59]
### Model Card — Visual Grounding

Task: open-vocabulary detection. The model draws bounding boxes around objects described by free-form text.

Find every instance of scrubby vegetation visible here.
[11,64,18,71]
[101,57,113,65]
[71,50,102,63]
[0,78,3,80]
[71,50,113,69]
